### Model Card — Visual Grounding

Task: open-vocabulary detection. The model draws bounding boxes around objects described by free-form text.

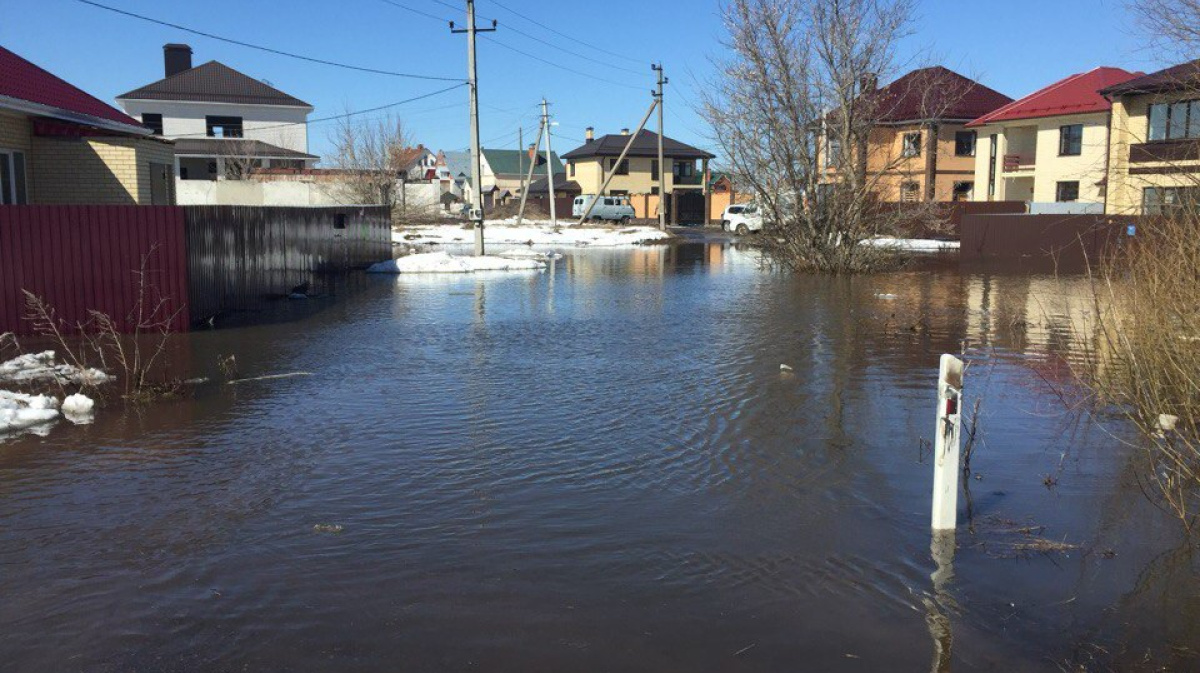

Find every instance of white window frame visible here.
[0,147,28,205]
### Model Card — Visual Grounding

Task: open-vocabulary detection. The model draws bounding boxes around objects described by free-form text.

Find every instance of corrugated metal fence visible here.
[960,213,1134,265]
[183,206,390,323]
[0,205,190,335]
[0,205,390,335]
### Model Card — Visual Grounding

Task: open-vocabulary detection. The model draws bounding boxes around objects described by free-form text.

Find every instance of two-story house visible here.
[560,128,715,221]
[968,67,1143,213]
[0,45,174,206]
[820,67,1012,203]
[1100,59,1200,215]
[480,147,564,205]
[115,44,317,190]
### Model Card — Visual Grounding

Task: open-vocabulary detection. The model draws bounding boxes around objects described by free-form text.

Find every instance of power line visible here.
[167,83,467,137]
[481,35,645,91]
[485,0,647,66]
[74,0,463,82]
[376,0,451,22]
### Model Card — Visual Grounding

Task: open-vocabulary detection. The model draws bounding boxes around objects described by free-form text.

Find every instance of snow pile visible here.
[0,391,60,437]
[393,220,672,248]
[860,237,960,252]
[0,351,111,386]
[367,251,547,274]
[61,393,96,425]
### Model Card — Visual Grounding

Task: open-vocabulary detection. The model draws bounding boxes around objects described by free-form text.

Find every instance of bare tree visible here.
[217,138,264,181]
[702,0,961,273]
[1130,0,1200,59]
[327,114,414,214]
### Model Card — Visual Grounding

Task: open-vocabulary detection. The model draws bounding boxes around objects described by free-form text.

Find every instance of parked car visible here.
[573,195,635,223]
[723,204,763,235]
[720,204,747,230]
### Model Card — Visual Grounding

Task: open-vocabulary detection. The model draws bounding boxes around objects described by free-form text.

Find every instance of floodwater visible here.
[2,240,1198,672]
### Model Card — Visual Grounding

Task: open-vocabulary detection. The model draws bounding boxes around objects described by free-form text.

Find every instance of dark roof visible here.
[869,66,1012,123]
[0,45,147,132]
[526,174,579,194]
[561,130,715,160]
[1100,59,1200,97]
[117,61,311,108]
[968,67,1143,127]
[481,148,562,177]
[174,137,317,160]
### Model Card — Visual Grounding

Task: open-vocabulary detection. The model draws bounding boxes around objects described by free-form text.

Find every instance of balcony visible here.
[673,173,702,186]
[1002,154,1035,173]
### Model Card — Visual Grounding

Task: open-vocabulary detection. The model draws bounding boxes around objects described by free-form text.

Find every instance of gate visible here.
[667,191,707,225]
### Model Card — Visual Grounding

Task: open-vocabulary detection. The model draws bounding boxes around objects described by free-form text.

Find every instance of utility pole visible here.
[518,125,524,189]
[542,98,557,227]
[451,1,496,256]
[652,64,667,231]
[515,115,546,227]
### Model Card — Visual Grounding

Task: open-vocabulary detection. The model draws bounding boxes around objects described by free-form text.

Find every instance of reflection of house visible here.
[115,44,317,191]
[968,68,1142,213]
[1101,59,1200,215]
[0,45,174,205]
[820,67,1012,203]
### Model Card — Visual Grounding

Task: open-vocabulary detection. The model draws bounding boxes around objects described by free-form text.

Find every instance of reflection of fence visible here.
[0,205,390,335]
[960,213,1131,265]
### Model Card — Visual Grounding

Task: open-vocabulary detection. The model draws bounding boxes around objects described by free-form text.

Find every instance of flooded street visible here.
[1,241,1197,672]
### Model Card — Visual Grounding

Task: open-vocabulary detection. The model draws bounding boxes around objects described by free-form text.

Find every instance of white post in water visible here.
[931,354,964,531]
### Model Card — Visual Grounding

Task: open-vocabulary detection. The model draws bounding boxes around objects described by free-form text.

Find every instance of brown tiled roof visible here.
[561,130,715,160]
[1099,59,1200,97]
[174,137,317,160]
[117,61,311,108]
[869,66,1012,123]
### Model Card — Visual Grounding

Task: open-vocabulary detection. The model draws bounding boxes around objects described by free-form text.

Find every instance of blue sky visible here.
[2,0,1170,164]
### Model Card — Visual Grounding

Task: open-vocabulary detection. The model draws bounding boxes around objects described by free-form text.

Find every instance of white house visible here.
[115,44,318,200]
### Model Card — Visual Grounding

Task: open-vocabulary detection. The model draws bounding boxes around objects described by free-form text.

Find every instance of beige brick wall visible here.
[30,135,175,205]
[0,110,34,199]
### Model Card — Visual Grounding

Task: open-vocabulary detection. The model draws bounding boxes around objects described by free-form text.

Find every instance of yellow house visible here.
[820,67,1012,203]
[0,46,174,206]
[967,67,1142,213]
[560,128,715,223]
[1100,60,1200,215]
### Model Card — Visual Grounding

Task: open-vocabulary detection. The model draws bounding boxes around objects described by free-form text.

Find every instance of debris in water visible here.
[313,523,344,534]
[733,643,756,657]
[780,364,794,372]
[61,393,95,425]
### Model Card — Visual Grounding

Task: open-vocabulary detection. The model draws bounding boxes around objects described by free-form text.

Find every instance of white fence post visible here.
[932,354,964,531]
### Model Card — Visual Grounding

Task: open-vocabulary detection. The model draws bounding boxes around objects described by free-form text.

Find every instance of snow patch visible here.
[0,390,60,437]
[367,252,547,274]
[860,237,960,252]
[0,351,111,386]
[393,221,672,248]
[62,393,96,425]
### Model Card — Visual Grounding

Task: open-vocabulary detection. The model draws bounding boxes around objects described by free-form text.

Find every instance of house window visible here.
[567,162,574,178]
[987,133,998,199]
[902,132,922,157]
[206,115,244,138]
[900,180,920,202]
[608,157,629,175]
[674,161,696,178]
[651,159,659,180]
[954,131,976,157]
[1059,124,1083,156]
[142,113,164,135]
[1148,100,1200,141]
[1144,186,1200,214]
[825,133,842,167]
[0,149,28,205]
[1056,181,1080,202]
[650,187,659,195]
[952,181,973,202]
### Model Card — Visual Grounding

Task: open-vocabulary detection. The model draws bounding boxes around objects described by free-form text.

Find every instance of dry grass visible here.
[1072,207,1200,526]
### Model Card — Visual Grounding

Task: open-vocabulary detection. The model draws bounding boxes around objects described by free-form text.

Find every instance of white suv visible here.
[723,204,763,235]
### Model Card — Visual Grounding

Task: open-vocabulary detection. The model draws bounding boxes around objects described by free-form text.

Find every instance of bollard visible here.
[931,354,964,531]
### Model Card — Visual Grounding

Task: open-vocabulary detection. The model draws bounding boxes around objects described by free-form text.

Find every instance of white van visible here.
[573,195,636,223]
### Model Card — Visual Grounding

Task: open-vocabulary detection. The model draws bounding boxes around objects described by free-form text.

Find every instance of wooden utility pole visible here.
[652,64,667,231]
[515,115,547,227]
[451,1,496,256]
[542,99,557,227]
[577,99,659,224]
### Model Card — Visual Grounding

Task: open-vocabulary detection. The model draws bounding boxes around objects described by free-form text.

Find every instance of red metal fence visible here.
[960,213,1133,266]
[0,205,190,336]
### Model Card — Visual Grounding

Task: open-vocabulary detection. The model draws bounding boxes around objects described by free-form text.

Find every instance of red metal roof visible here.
[0,46,144,130]
[967,67,1143,127]
[871,67,1013,123]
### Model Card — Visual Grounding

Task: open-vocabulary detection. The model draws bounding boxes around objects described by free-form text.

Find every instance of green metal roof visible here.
[481,148,562,178]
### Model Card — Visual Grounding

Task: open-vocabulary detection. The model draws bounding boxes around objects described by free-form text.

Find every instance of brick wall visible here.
[0,111,34,198]
[29,135,175,205]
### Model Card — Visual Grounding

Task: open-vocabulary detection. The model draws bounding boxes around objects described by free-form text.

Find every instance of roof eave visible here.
[115,95,313,111]
[0,93,150,136]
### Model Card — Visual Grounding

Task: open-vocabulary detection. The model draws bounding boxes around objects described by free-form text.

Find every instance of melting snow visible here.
[367,252,547,274]
[860,237,960,252]
[0,391,60,437]
[393,220,672,248]
[0,351,111,386]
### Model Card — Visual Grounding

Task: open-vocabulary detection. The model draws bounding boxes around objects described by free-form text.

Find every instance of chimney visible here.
[859,73,878,94]
[585,127,594,142]
[620,128,630,136]
[164,44,193,78]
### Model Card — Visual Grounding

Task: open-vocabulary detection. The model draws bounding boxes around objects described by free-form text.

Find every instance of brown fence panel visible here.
[0,205,190,336]
[182,205,391,325]
[885,201,1027,238]
[960,213,1133,265]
